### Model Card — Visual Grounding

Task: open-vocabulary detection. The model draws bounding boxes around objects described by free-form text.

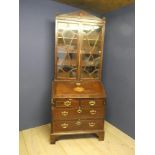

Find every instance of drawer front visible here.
[80,99,104,107]
[52,107,104,120]
[54,98,79,107]
[53,119,104,132]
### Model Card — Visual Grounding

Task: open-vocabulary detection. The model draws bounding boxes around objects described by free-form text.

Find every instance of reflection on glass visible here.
[81,24,102,79]
[57,22,78,78]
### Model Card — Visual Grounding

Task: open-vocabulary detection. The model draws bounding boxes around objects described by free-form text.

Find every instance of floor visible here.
[19,121,135,155]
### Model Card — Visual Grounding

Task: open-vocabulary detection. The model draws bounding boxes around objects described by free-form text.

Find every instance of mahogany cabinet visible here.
[51,11,106,144]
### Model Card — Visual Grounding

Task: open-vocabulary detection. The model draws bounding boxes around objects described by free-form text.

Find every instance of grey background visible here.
[103,5,135,138]
[19,0,135,138]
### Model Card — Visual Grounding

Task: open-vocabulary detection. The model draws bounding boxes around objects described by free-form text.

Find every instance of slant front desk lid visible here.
[52,81,106,98]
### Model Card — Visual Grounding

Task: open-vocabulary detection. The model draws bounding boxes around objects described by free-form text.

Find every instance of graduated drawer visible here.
[53,119,104,133]
[52,107,104,120]
[54,98,79,107]
[80,99,104,107]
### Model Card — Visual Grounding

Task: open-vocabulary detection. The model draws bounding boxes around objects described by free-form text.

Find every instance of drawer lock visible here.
[77,108,82,113]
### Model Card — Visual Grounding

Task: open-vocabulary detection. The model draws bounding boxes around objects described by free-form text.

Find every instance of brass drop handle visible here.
[75,120,81,126]
[89,122,96,127]
[61,123,68,129]
[89,100,96,106]
[77,107,82,113]
[89,109,96,115]
[61,111,68,117]
[64,100,71,107]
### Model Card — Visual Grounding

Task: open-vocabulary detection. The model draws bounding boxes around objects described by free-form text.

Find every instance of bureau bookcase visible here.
[51,11,106,144]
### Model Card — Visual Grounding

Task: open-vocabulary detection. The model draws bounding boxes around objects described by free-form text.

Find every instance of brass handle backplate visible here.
[64,100,71,107]
[89,100,96,106]
[61,123,68,129]
[89,122,96,127]
[90,109,96,115]
[61,111,68,117]
[75,120,81,126]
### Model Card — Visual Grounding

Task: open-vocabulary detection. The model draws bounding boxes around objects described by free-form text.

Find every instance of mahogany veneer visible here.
[50,11,106,144]
[51,81,106,144]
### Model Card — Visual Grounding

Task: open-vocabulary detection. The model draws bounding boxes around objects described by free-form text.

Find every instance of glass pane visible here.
[81,24,102,79]
[57,22,78,78]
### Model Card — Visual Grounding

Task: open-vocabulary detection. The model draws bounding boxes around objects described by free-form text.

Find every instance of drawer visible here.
[53,119,104,133]
[54,98,79,107]
[52,107,104,120]
[80,99,104,107]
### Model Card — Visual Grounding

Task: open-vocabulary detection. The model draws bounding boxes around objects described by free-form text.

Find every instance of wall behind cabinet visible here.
[19,0,78,130]
[103,4,135,138]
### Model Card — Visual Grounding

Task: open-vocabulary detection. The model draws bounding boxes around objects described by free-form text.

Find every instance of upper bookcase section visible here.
[54,11,106,81]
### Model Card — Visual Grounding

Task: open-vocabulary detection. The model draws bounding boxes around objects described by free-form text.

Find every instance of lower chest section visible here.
[51,98,105,133]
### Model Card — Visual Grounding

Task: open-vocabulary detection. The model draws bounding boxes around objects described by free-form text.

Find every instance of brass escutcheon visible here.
[76,82,81,86]
[77,107,82,113]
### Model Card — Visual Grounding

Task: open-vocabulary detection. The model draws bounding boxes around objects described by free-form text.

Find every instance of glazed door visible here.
[80,23,104,79]
[56,21,79,79]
